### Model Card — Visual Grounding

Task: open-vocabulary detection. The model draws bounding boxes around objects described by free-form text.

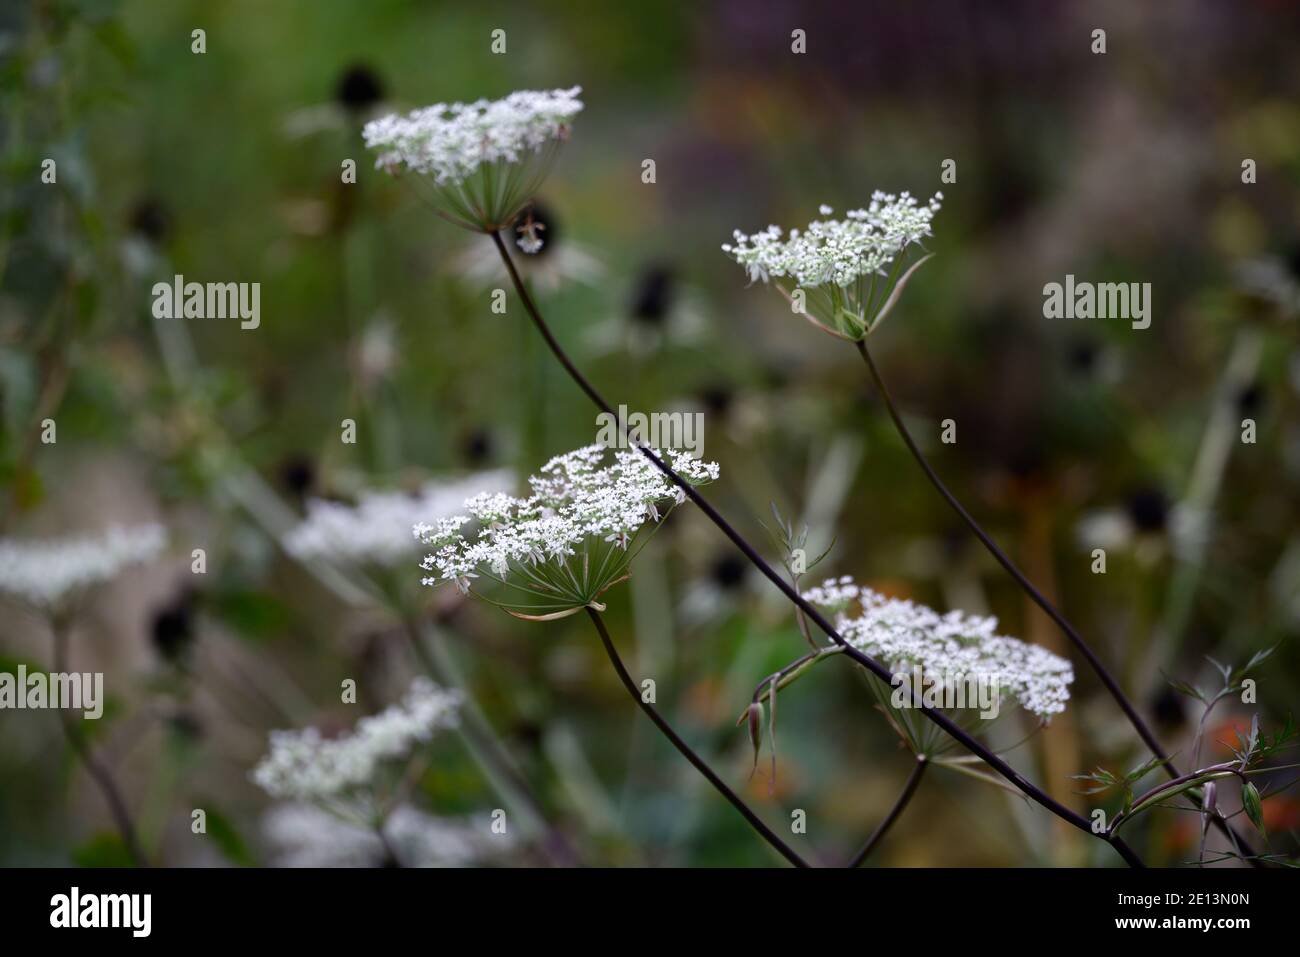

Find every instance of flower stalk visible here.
[853,337,1260,861]
[585,607,809,868]
[848,756,928,867]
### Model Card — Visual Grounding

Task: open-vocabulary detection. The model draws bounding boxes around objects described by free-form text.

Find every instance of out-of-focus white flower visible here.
[722,192,941,340]
[364,87,583,230]
[0,524,167,611]
[262,803,505,868]
[252,678,462,801]
[804,577,1074,718]
[417,444,719,616]
[285,471,512,567]
[1074,509,1133,552]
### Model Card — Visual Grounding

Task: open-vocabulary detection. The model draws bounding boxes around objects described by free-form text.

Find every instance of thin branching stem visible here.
[848,756,928,867]
[492,232,1144,867]
[854,337,1259,863]
[1107,761,1246,838]
[855,340,1165,759]
[586,608,809,867]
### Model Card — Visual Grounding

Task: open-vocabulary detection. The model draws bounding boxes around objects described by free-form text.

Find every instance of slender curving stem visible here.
[855,339,1165,762]
[586,608,809,868]
[848,756,927,867]
[854,337,1258,863]
[51,620,148,867]
[1106,762,1243,838]
[493,232,1144,867]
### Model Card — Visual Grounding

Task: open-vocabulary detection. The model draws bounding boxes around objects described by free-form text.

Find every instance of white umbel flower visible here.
[364,87,583,229]
[0,524,167,610]
[803,577,1074,718]
[417,444,719,616]
[285,471,513,566]
[722,192,941,340]
[252,678,462,801]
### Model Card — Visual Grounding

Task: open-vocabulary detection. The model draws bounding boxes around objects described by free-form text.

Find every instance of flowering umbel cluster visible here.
[722,192,942,340]
[416,444,719,618]
[804,577,1074,718]
[252,678,462,802]
[364,86,583,233]
[285,471,512,567]
[0,524,167,611]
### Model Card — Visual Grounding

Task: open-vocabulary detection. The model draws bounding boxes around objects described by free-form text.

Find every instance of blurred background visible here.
[1,0,1298,867]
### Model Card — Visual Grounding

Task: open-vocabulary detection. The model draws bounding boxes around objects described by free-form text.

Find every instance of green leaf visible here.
[1232,643,1280,683]
[806,535,836,572]
[758,502,793,555]
[1205,655,1231,684]
[1241,781,1266,838]
[936,760,1030,803]
[744,701,763,778]
[866,252,934,334]
[1259,713,1297,759]
[770,502,792,540]
[1163,672,1206,703]
[1122,752,1170,787]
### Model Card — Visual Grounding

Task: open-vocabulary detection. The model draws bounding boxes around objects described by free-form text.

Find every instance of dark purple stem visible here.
[848,757,927,867]
[854,337,1257,863]
[586,608,809,867]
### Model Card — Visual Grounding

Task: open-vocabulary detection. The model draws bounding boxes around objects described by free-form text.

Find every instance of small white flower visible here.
[252,678,462,801]
[799,574,861,612]
[0,524,167,611]
[805,577,1074,718]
